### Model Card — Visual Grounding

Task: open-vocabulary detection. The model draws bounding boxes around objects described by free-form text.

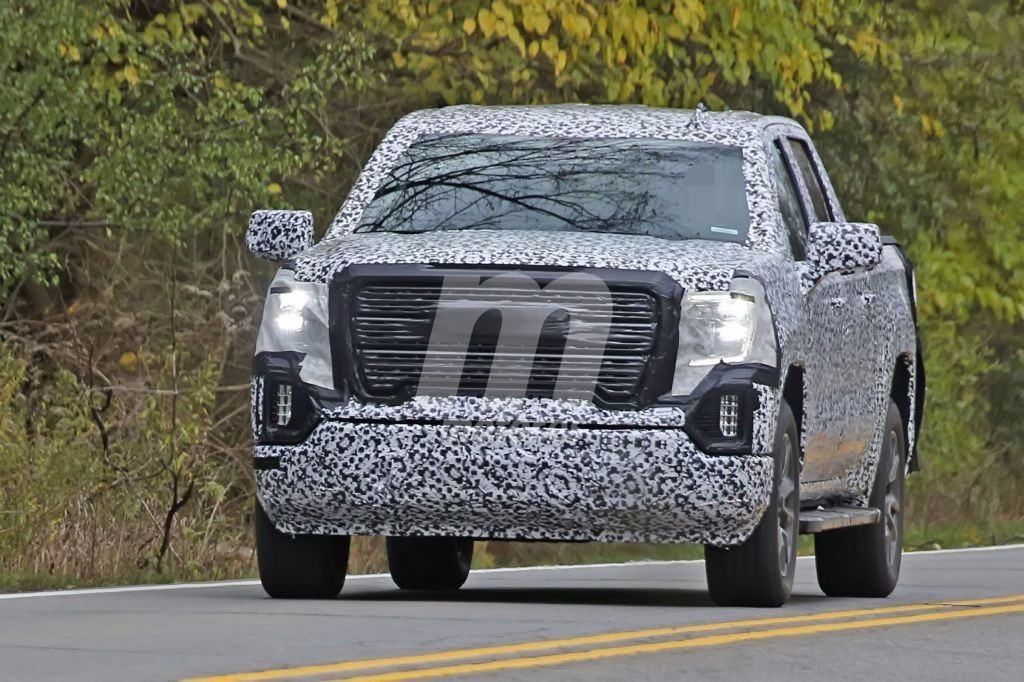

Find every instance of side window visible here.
[770,141,808,260]
[786,138,832,223]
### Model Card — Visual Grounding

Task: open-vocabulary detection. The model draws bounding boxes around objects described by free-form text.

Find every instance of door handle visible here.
[829,296,846,308]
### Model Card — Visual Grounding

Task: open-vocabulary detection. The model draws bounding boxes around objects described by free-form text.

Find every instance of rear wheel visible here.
[815,399,906,597]
[254,500,350,599]
[705,400,800,607]
[387,537,474,591]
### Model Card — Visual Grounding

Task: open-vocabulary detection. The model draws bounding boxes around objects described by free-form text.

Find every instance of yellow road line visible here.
[184,593,1024,682]
[338,603,1024,681]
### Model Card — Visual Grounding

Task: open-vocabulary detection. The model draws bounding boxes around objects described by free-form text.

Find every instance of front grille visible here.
[338,269,669,406]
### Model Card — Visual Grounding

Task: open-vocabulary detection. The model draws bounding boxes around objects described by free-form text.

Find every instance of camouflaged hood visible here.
[286,229,780,293]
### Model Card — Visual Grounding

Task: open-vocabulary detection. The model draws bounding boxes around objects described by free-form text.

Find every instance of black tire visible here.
[386,536,474,591]
[705,400,800,607]
[254,500,350,599]
[815,399,906,597]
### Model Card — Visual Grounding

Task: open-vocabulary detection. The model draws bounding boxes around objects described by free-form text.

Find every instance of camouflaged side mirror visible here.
[807,221,883,278]
[246,210,315,262]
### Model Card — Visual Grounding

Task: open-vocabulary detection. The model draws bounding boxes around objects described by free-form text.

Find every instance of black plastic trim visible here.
[662,362,780,455]
[252,351,345,445]
[253,457,281,471]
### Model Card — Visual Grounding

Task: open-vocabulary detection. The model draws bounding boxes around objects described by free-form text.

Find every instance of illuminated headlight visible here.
[274,289,311,332]
[254,270,334,391]
[679,291,756,366]
[670,281,776,397]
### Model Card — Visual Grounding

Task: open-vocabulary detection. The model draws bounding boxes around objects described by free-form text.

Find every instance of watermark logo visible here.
[417,271,613,427]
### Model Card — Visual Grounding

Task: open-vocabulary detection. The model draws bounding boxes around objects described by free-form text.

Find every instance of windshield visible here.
[354,134,751,243]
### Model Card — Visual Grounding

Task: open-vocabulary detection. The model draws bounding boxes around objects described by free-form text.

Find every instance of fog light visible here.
[275,384,293,426]
[720,393,740,438]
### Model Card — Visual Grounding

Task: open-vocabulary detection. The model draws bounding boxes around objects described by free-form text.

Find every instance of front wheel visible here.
[387,537,473,590]
[814,399,906,597]
[705,399,800,607]
[254,500,350,599]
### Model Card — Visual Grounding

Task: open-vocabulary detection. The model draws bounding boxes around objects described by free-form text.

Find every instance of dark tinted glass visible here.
[355,134,751,243]
[786,138,832,222]
[771,141,807,260]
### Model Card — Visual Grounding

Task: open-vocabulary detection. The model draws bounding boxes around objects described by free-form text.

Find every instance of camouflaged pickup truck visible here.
[246,105,924,607]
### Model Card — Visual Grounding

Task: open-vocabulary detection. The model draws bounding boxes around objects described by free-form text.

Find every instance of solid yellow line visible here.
[183,593,1024,682]
[339,603,1024,681]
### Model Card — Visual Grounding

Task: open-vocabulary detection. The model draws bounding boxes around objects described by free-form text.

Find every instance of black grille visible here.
[340,271,667,405]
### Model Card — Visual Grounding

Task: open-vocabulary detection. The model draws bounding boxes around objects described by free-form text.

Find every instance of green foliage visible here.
[1,0,1021,588]
[1,1,97,285]
[823,1,1024,324]
[816,1,1024,525]
[368,0,892,127]
[0,0,337,289]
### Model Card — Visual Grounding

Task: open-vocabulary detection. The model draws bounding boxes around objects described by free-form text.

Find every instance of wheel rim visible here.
[883,429,903,567]
[777,433,797,577]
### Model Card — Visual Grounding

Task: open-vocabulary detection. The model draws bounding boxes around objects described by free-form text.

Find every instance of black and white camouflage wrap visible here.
[250,376,264,440]
[752,383,779,455]
[320,395,687,428]
[250,105,920,544]
[246,209,314,262]
[255,423,775,545]
[292,231,754,294]
[805,221,884,283]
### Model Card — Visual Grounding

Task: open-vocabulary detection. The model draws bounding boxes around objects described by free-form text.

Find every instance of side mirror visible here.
[806,222,882,278]
[246,210,314,262]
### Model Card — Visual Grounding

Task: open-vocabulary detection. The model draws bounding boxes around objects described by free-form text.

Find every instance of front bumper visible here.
[255,419,774,546]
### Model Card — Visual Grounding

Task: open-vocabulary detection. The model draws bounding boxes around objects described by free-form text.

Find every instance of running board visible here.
[799,506,881,534]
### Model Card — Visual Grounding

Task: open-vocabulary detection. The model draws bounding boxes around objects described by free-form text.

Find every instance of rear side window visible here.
[770,142,807,260]
[786,139,832,223]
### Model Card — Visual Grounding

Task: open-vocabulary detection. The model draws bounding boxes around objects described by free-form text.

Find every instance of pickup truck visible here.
[246,105,924,607]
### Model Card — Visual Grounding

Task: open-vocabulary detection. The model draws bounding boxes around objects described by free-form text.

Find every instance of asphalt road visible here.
[1,545,1022,682]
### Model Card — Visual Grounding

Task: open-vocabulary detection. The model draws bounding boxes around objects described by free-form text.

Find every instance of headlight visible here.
[671,281,776,397]
[679,291,756,366]
[274,288,311,332]
[255,270,333,390]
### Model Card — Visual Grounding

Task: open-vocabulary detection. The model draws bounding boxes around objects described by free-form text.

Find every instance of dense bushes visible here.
[1,0,1021,587]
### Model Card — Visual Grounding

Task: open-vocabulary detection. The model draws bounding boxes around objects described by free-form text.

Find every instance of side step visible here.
[799,506,881,534]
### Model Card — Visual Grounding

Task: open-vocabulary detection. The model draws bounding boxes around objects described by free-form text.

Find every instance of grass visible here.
[903,519,1024,552]
[0,570,184,594]
[471,518,1024,571]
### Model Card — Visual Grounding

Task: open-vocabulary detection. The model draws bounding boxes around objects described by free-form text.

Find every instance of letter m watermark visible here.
[417,271,613,402]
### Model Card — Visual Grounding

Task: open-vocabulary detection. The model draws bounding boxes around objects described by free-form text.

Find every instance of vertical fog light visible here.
[720,393,740,438]
[275,384,293,427]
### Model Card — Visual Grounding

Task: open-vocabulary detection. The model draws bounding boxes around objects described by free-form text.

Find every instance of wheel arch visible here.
[781,364,805,460]
[890,352,921,471]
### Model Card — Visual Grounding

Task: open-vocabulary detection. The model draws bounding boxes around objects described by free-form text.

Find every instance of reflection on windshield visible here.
[355,134,750,243]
